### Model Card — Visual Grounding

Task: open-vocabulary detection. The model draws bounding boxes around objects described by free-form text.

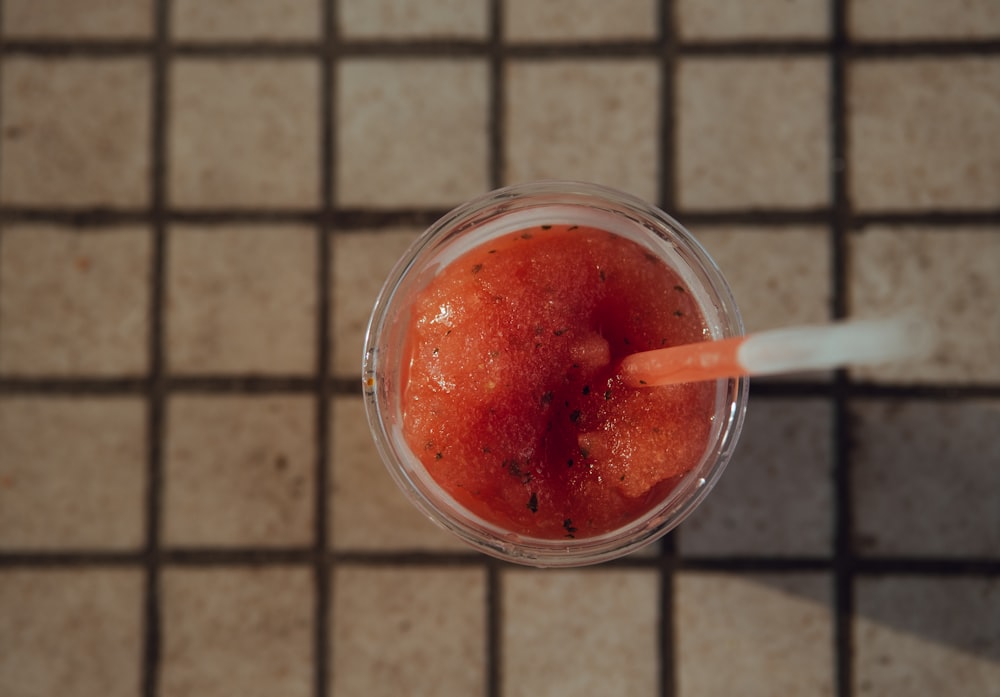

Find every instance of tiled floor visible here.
[0,3,998,697]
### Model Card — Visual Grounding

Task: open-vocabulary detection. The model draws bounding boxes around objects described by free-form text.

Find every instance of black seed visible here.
[568,225,579,231]
[674,309,684,317]
[674,284,686,293]
[553,328,566,336]
[570,409,581,423]
[623,337,630,345]
[582,385,590,395]
[567,459,574,467]
[488,249,497,254]
[435,452,443,460]
[527,492,538,513]
[471,263,483,274]
[541,391,553,405]
[599,269,606,282]
[432,347,439,355]
[541,224,552,230]
[639,379,647,385]
[604,389,612,400]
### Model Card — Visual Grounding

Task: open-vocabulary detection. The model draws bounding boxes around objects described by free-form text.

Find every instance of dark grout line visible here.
[4,38,998,59]
[830,5,855,697]
[313,3,340,697]
[3,375,997,399]
[1,206,996,230]
[3,548,997,573]
[141,2,170,696]
[658,5,679,696]
[485,6,504,697]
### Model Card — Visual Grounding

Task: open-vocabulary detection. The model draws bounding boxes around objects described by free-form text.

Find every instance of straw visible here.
[620,315,934,388]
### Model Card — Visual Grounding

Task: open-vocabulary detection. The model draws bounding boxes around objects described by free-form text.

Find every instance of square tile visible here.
[848,226,1000,384]
[0,225,150,376]
[504,0,657,41]
[677,57,830,210]
[166,224,316,374]
[849,58,1000,211]
[161,567,313,697]
[164,395,314,547]
[0,569,143,697]
[332,228,420,378]
[680,399,833,557]
[0,397,145,550]
[851,400,1000,557]
[172,0,320,41]
[850,0,1000,40]
[336,59,489,207]
[169,59,319,208]
[506,60,660,203]
[331,566,486,696]
[678,0,829,40]
[502,569,659,696]
[4,0,152,38]
[339,0,488,39]
[855,576,1000,696]
[695,225,831,333]
[330,396,467,551]
[676,572,834,697]
[0,57,150,207]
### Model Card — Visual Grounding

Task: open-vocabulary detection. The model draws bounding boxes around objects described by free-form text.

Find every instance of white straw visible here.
[737,314,934,376]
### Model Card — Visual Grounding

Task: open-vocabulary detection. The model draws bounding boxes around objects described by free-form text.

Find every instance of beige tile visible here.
[166,224,316,374]
[505,0,657,41]
[852,400,1000,557]
[0,397,145,550]
[331,566,486,697]
[332,228,420,378]
[676,572,834,697]
[855,576,1000,696]
[506,60,660,203]
[172,0,320,41]
[169,59,319,208]
[331,396,467,551]
[340,0,488,38]
[161,567,313,697]
[680,399,833,557]
[0,57,150,207]
[0,568,143,697]
[678,57,830,210]
[850,0,1000,40]
[0,225,150,376]
[503,569,659,697]
[849,58,1000,211]
[695,225,831,333]
[4,0,152,38]
[678,0,829,39]
[164,395,314,547]
[336,59,489,207]
[848,226,1000,384]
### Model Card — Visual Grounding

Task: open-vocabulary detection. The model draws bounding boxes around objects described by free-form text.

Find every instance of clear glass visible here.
[363,181,748,567]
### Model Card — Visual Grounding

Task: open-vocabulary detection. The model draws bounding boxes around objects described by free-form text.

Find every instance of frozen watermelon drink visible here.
[363,181,747,566]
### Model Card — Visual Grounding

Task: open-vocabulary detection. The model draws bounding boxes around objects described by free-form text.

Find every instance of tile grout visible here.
[140,1,170,696]
[1,38,998,58]
[1,206,997,229]
[312,1,339,696]
[657,3,679,696]
[485,5,504,697]
[830,2,856,696]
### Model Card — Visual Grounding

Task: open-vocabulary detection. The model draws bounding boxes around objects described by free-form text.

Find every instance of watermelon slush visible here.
[364,182,747,566]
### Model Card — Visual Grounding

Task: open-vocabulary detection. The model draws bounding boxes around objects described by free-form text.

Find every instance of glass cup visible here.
[363,180,748,567]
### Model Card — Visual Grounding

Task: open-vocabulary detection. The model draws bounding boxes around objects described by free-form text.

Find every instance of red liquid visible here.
[402,225,715,540]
